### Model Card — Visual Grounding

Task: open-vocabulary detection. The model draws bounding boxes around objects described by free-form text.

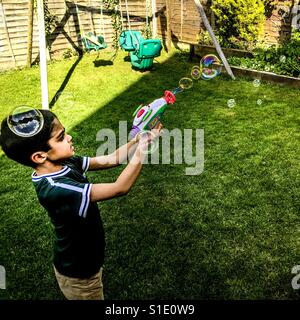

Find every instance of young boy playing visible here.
[0,108,162,300]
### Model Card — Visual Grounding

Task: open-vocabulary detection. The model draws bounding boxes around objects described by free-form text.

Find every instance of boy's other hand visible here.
[150,121,163,141]
[136,121,163,152]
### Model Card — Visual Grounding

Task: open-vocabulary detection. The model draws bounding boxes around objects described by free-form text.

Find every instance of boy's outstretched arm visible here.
[90,142,144,202]
[88,137,138,171]
[88,121,162,170]
[90,123,163,202]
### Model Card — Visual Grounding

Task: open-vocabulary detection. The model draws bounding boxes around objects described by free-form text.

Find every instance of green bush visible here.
[211,0,266,49]
[228,35,300,77]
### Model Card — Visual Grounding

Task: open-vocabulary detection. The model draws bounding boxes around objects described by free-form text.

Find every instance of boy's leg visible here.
[54,266,104,300]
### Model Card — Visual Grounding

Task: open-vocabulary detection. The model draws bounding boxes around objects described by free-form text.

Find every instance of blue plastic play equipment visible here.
[82,32,107,51]
[75,3,107,52]
[129,38,162,70]
[119,30,162,70]
[118,0,162,70]
[119,30,143,52]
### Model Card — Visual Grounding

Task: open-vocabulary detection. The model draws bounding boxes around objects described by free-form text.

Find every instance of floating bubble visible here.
[138,130,159,155]
[191,66,201,80]
[179,77,193,90]
[227,99,236,108]
[200,54,222,80]
[7,106,44,137]
[265,66,271,72]
[257,99,263,105]
[253,79,261,88]
[280,55,286,63]
[54,91,75,109]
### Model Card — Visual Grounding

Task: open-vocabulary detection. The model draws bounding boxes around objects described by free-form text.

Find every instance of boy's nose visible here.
[67,134,72,142]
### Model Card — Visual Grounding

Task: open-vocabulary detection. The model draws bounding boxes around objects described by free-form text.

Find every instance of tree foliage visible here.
[211,0,266,49]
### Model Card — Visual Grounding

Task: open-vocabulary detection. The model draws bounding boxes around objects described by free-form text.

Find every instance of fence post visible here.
[0,0,16,67]
[27,0,34,67]
[165,0,172,51]
[151,0,157,37]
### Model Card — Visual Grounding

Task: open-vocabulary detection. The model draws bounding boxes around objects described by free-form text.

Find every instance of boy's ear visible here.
[31,151,48,165]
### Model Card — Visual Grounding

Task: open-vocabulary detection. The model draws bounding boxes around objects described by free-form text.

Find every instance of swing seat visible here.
[82,32,107,51]
[119,30,143,52]
[129,39,162,70]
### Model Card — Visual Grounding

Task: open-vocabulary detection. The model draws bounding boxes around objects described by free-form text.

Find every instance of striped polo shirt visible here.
[32,156,105,278]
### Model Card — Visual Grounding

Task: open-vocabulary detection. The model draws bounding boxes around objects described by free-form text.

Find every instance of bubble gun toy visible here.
[129,87,183,139]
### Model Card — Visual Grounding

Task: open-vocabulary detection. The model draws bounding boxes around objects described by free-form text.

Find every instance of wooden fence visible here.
[156,0,294,46]
[0,0,149,70]
[0,0,296,70]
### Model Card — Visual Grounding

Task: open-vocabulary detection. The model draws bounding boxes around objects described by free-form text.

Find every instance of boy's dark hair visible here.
[0,109,57,168]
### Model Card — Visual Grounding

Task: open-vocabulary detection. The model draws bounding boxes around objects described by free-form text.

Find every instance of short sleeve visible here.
[44,176,92,218]
[63,156,90,174]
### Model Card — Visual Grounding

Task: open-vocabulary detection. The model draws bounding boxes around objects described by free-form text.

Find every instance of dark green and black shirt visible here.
[32,156,105,278]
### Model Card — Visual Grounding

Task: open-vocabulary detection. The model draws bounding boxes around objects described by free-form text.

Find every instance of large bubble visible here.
[179,77,193,89]
[200,54,222,80]
[54,90,75,109]
[7,106,44,137]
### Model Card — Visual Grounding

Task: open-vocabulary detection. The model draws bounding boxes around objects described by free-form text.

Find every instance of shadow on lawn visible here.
[59,52,235,299]
[93,59,114,68]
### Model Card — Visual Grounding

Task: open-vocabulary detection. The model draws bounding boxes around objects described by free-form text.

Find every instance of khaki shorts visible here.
[54,266,104,300]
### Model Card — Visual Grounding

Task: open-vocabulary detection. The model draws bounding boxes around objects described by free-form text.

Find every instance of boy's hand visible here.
[136,121,163,152]
[150,121,163,141]
[135,121,163,143]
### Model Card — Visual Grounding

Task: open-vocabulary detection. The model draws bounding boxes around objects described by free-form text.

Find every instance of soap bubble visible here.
[280,55,286,63]
[179,77,193,89]
[227,99,236,108]
[200,54,222,80]
[7,106,44,137]
[138,130,159,155]
[191,66,201,80]
[54,91,75,109]
[253,79,261,88]
[257,99,263,105]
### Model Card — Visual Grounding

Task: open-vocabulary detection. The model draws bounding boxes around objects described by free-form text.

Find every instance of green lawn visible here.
[0,49,299,300]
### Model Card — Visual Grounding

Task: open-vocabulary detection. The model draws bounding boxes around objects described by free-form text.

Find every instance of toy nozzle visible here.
[164,90,176,104]
[172,87,184,95]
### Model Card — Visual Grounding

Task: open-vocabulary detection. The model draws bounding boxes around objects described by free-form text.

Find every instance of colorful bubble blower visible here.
[129,87,184,139]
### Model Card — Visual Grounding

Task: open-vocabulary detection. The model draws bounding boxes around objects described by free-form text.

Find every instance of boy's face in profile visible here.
[46,118,75,162]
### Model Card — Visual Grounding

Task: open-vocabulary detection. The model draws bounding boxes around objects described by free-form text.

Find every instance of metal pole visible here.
[194,0,235,80]
[37,0,49,109]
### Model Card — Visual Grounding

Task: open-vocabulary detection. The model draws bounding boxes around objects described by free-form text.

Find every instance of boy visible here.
[0,108,162,300]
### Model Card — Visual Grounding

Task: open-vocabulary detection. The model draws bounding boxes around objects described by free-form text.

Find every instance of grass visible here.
[0,49,299,300]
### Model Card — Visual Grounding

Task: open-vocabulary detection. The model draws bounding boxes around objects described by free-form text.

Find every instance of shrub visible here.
[211,0,266,49]
[228,35,300,77]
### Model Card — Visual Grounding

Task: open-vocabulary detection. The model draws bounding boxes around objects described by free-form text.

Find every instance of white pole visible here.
[194,0,235,80]
[37,0,49,109]
[151,0,157,37]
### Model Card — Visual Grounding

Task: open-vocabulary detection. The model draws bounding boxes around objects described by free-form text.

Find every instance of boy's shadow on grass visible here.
[93,60,113,67]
